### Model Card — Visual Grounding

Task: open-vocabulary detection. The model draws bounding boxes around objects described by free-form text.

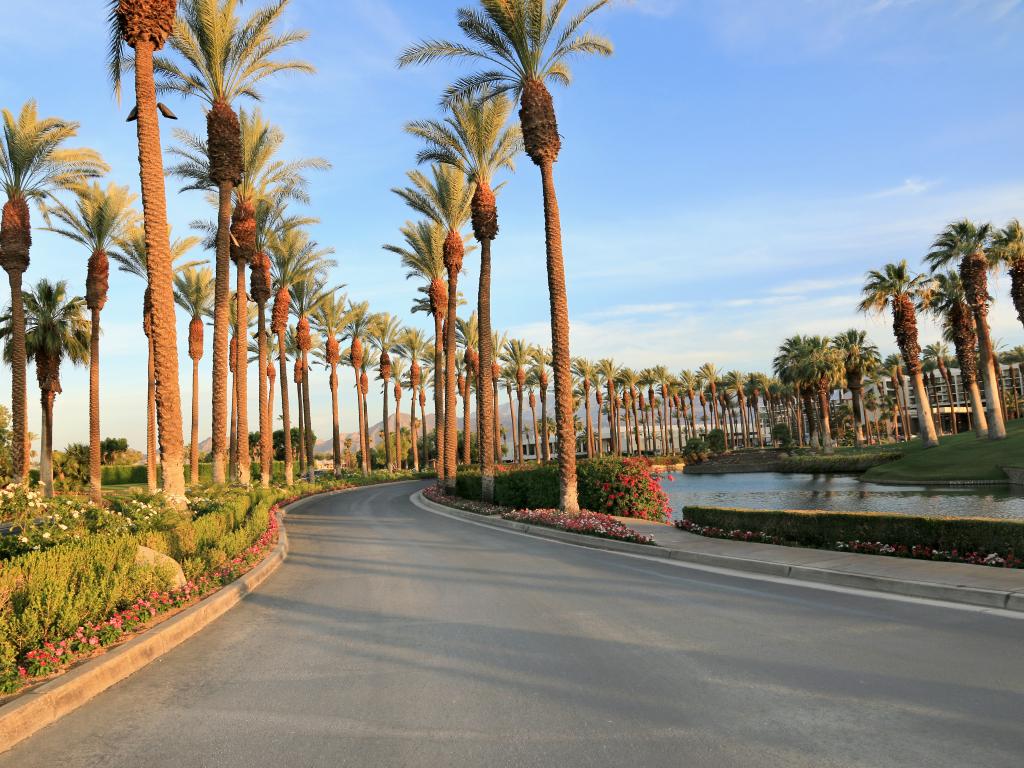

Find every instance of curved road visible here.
[3,481,1022,767]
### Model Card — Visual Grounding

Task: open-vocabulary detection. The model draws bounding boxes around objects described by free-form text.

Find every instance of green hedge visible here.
[453,458,670,520]
[777,452,902,474]
[99,462,289,487]
[682,506,1024,554]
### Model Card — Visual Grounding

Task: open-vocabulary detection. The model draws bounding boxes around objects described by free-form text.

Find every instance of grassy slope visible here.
[862,419,1024,483]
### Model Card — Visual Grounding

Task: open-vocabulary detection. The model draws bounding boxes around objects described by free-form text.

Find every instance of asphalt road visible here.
[3,480,1022,767]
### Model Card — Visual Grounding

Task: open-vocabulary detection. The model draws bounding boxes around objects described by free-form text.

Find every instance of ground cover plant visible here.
[424,484,654,545]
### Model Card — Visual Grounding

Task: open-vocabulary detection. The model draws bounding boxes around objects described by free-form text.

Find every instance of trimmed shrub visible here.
[682,437,709,464]
[452,457,670,521]
[771,423,794,450]
[705,429,726,454]
[682,505,1024,556]
[776,452,901,474]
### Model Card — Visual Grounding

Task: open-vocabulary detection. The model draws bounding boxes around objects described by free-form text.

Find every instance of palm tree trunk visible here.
[973,310,1007,440]
[395,392,402,470]
[631,401,642,456]
[911,372,940,446]
[147,333,157,491]
[3,267,27,483]
[443,277,459,490]
[294,376,305,477]
[530,402,540,463]
[475,240,496,498]
[277,331,293,485]
[462,384,471,465]
[330,366,341,477]
[382,379,392,471]
[583,389,593,459]
[538,161,579,513]
[229,372,237,482]
[433,314,446,484]
[191,358,200,485]
[362,388,370,470]
[87,307,102,503]
[257,304,270,487]
[516,387,525,464]
[302,354,314,481]
[850,382,865,449]
[410,387,419,472]
[235,261,249,485]
[41,390,54,498]
[133,40,185,498]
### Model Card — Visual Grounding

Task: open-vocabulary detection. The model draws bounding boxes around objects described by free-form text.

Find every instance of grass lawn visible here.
[862,419,1024,483]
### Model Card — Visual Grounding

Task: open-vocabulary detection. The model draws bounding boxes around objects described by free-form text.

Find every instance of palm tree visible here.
[358,346,379,469]
[923,341,958,436]
[456,312,480,465]
[0,100,106,483]
[1,280,89,497]
[291,274,332,481]
[343,300,373,475]
[43,182,137,501]
[531,347,553,461]
[390,357,408,469]
[597,358,621,454]
[313,290,351,477]
[393,165,473,489]
[173,265,215,485]
[926,220,1004,440]
[920,271,987,438]
[406,91,520,498]
[696,363,720,434]
[722,371,748,449]
[832,329,879,449]
[858,261,938,448]
[170,107,328,486]
[269,225,333,484]
[677,370,699,439]
[400,0,613,513]
[617,368,643,455]
[111,227,201,490]
[368,313,404,473]
[572,358,597,458]
[502,338,535,464]
[397,327,431,472]
[155,0,312,484]
[385,220,455,478]
[109,2,190,499]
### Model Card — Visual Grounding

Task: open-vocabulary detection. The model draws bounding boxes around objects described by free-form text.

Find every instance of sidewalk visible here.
[616,516,1024,612]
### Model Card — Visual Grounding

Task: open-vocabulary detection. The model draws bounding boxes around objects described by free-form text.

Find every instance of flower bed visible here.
[676,516,1023,569]
[424,485,654,545]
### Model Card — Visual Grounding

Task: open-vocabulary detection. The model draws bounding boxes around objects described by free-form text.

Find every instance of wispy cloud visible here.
[869,177,938,198]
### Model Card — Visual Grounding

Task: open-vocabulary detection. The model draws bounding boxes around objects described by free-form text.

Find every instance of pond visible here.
[662,472,1024,520]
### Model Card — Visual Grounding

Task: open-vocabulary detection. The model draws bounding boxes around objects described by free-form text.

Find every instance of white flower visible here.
[42,532,51,539]
[58,524,68,531]
[19,536,28,543]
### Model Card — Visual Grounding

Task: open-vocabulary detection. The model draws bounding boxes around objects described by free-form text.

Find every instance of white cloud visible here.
[869,178,938,198]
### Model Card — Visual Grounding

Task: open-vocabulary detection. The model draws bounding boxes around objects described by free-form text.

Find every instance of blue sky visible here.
[2,0,1024,451]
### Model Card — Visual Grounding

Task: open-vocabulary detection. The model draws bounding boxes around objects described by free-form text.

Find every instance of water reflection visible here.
[663,472,1024,519]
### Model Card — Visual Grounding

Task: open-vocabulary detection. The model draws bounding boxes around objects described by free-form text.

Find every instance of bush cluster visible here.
[776,452,902,474]
[681,505,1024,556]
[453,457,670,522]
[682,437,710,464]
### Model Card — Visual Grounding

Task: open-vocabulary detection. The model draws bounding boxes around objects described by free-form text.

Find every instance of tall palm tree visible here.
[696,363,720,433]
[173,265,215,485]
[532,347,553,461]
[832,329,879,449]
[923,341,958,436]
[343,300,373,475]
[597,358,621,454]
[397,327,431,472]
[858,261,938,448]
[456,312,480,465]
[156,0,312,483]
[920,271,987,438]
[722,371,748,449]
[0,100,106,483]
[1,280,89,497]
[291,274,332,481]
[109,1,189,498]
[393,165,473,489]
[170,107,328,485]
[406,91,520,498]
[43,182,137,501]
[618,368,643,455]
[677,370,699,439]
[313,290,351,477]
[400,0,613,513]
[502,338,535,464]
[269,225,332,484]
[500,363,519,462]
[926,220,1004,440]
[111,228,201,491]
[358,346,379,469]
[385,219,455,478]
[368,313,404,473]
[390,357,408,469]
[572,358,597,458]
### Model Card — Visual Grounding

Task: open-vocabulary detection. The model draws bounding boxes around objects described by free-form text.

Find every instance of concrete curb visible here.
[413,492,1024,613]
[0,489,326,755]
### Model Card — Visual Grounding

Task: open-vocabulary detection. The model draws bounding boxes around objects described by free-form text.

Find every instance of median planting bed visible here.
[677,505,1024,569]
[424,485,655,545]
